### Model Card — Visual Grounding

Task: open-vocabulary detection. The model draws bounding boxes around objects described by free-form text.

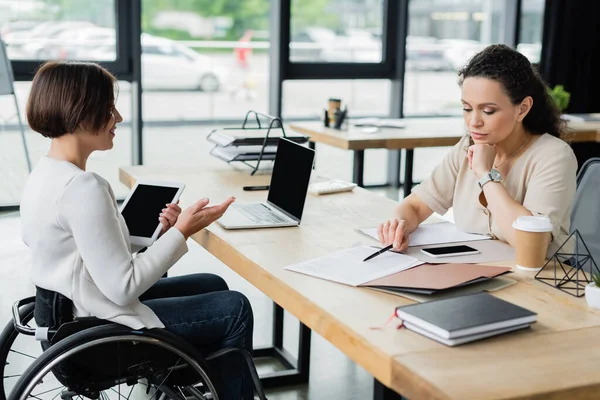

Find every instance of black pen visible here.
[363,244,394,262]
[243,185,270,191]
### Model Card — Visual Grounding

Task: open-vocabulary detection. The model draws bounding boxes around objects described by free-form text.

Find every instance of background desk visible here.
[120,165,600,400]
[290,118,600,197]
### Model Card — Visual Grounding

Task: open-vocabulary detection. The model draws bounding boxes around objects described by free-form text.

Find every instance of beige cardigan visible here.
[412,134,577,256]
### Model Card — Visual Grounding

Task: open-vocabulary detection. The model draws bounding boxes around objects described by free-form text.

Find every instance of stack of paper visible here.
[210,145,278,162]
[357,221,490,247]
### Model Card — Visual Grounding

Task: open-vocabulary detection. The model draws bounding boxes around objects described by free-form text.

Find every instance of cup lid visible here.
[512,215,553,232]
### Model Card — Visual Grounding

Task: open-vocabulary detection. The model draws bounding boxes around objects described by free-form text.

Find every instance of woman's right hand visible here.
[377,218,409,252]
[174,197,236,239]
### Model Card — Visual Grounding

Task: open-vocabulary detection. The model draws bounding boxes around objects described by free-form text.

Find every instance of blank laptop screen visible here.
[267,138,315,221]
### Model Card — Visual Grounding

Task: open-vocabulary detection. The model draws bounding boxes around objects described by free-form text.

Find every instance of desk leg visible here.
[403,149,414,198]
[254,302,312,388]
[353,150,365,187]
[374,380,405,400]
[386,150,402,188]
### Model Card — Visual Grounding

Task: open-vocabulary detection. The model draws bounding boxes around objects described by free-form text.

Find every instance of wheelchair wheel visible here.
[10,324,219,400]
[0,303,38,400]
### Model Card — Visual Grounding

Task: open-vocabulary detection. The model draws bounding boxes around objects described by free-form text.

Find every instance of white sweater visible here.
[20,157,188,329]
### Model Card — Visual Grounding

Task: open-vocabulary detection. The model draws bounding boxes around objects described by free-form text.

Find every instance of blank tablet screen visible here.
[121,184,179,237]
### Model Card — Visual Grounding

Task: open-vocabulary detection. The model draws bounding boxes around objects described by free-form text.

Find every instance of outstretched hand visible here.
[174,197,236,239]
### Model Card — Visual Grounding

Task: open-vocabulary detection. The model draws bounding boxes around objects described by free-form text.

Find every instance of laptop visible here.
[217,138,315,229]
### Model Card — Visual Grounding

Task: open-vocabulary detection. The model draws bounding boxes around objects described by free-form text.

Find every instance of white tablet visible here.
[120,180,185,247]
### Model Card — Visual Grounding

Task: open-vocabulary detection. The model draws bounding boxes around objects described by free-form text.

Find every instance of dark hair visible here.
[458,44,564,138]
[27,61,117,138]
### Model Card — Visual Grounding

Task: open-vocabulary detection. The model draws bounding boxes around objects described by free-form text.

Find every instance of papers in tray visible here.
[284,245,423,287]
[206,128,309,147]
[210,145,278,162]
[357,221,491,247]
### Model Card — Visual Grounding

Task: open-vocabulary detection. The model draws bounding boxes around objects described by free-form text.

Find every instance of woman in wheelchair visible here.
[17,61,257,399]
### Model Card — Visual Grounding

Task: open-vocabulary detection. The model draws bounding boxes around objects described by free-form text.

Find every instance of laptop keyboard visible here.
[236,204,290,224]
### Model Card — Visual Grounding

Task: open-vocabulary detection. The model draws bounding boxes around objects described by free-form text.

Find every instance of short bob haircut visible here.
[27,61,117,138]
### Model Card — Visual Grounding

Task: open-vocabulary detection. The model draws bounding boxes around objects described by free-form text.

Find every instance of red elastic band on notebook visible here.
[369,312,404,330]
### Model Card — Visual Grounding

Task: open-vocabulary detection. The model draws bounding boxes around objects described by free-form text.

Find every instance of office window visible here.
[290,0,384,63]
[140,0,270,123]
[403,0,510,116]
[283,79,390,185]
[0,0,116,61]
[0,81,132,206]
[283,79,390,119]
[517,0,544,65]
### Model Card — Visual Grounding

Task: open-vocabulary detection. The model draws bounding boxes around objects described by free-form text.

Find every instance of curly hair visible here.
[458,44,564,138]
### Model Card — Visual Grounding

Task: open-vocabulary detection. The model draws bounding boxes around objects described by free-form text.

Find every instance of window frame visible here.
[10,0,134,81]
[283,0,400,80]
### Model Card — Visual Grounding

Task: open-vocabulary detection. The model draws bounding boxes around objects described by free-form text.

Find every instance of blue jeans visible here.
[140,274,254,400]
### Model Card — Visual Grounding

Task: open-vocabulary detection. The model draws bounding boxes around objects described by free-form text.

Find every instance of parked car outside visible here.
[88,34,226,92]
[406,36,452,71]
[4,21,96,59]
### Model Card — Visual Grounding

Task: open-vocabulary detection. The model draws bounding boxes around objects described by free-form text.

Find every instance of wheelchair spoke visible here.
[10,349,38,360]
[109,388,128,400]
[149,358,182,400]
[108,384,135,400]
[31,385,66,397]
[125,384,135,400]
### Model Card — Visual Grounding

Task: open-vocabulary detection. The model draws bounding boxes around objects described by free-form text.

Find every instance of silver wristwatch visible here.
[478,168,502,189]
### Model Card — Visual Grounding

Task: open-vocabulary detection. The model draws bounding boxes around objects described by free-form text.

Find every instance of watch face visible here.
[490,169,502,181]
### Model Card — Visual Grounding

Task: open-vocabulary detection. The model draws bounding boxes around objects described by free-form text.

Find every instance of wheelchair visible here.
[1,288,268,400]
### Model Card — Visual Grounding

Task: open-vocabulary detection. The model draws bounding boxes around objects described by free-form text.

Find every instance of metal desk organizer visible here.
[535,229,600,297]
[207,110,308,175]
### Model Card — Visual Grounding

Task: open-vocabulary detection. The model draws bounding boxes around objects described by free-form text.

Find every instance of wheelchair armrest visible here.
[12,296,36,335]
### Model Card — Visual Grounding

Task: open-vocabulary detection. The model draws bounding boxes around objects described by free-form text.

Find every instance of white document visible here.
[285,245,423,287]
[357,222,491,247]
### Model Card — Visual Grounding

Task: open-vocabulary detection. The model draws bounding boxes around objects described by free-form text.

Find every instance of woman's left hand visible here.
[159,201,182,235]
[468,144,497,179]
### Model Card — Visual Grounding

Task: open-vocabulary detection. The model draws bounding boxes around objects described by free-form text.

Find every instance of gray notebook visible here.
[395,292,536,339]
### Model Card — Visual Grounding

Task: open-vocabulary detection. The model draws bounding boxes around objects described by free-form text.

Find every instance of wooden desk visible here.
[120,165,600,400]
[290,117,600,197]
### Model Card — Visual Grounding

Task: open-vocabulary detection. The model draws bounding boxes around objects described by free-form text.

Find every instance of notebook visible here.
[395,292,537,340]
[404,322,531,346]
[284,245,423,287]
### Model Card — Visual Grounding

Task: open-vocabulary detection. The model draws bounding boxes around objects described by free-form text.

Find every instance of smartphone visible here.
[420,245,480,258]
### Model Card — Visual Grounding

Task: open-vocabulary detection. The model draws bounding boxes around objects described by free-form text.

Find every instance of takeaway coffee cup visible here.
[512,216,553,271]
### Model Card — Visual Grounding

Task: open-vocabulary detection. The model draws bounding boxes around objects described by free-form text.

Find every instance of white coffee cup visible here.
[512,216,553,271]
